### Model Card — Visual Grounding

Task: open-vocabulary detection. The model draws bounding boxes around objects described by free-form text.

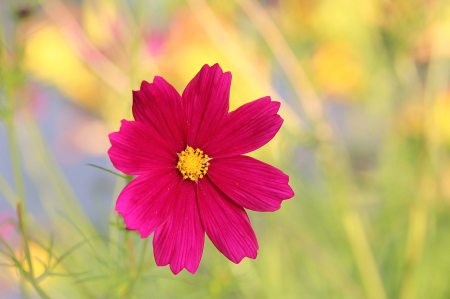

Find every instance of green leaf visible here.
[86,164,128,179]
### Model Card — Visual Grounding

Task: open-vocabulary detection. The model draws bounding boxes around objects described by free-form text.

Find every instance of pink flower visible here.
[108,64,294,274]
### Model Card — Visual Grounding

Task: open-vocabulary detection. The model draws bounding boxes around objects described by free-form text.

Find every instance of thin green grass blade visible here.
[86,164,128,179]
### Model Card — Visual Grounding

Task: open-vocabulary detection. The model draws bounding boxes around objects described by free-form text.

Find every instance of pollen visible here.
[177,146,210,181]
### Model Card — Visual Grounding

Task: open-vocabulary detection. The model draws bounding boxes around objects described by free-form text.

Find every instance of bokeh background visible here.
[1,0,450,298]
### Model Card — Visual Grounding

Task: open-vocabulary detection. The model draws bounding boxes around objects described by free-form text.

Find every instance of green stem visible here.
[86,164,128,179]
[17,203,51,299]
[20,269,51,299]
[0,171,21,207]
[29,279,51,299]
[6,117,26,204]
[0,6,26,206]
[122,239,149,298]
[18,202,34,277]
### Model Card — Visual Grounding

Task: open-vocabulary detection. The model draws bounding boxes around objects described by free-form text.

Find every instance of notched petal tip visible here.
[272,100,281,113]
[132,90,139,97]
[169,264,199,275]
[210,62,223,72]
[232,251,258,264]
[198,63,228,77]
[152,76,175,88]
[107,119,129,141]
[107,131,118,143]
[170,267,183,275]
[139,80,151,90]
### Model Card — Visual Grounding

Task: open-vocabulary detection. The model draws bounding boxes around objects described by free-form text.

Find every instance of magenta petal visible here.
[208,156,294,212]
[133,77,186,152]
[108,120,177,175]
[153,181,204,275]
[197,178,258,263]
[182,64,231,148]
[116,169,183,238]
[203,97,283,158]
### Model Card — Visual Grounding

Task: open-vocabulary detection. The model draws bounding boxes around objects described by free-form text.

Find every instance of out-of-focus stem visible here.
[6,116,26,205]
[138,238,148,271]
[18,202,51,298]
[1,11,30,298]
[399,6,443,294]
[1,9,26,211]
[126,233,136,272]
[343,211,387,299]
[236,0,331,143]
[186,0,303,135]
[18,202,34,278]
[36,0,129,94]
[17,203,52,299]
[22,112,95,234]
[0,5,26,209]
[29,282,51,299]
[121,231,144,299]
[21,270,51,299]
[288,227,366,299]
[0,171,21,207]
[2,8,26,206]
[399,204,427,299]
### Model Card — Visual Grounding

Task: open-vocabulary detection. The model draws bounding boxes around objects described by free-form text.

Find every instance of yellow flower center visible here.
[177,146,210,181]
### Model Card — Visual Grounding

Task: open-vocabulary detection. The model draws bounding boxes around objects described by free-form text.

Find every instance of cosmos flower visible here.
[108,64,294,274]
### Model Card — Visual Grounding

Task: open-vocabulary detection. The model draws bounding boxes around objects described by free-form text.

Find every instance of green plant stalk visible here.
[22,114,102,244]
[86,164,128,179]
[319,150,387,299]
[343,210,387,299]
[400,204,427,299]
[17,202,51,299]
[236,0,329,143]
[0,171,21,207]
[0,5,26,207]
[6,117,26,202]
[186,0,303,136]
[398,8,447,297]
[18,269,51,299]
[122,239,149,298]
[25,275,51,299]
[18,202,34,278]
[0,9,31,298]
[0,11,26,208]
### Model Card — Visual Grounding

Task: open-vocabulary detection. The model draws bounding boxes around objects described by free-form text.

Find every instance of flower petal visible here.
[203,97,283,158]
[207,156,294,212]
[153,181,204,275]
[116,169,183,238]
[133,77,186,152]
[108,120,177,175]
[197,177,258,263]
[182,64,231,148]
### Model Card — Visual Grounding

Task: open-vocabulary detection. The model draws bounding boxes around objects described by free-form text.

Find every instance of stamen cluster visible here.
[177,146,210,180]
